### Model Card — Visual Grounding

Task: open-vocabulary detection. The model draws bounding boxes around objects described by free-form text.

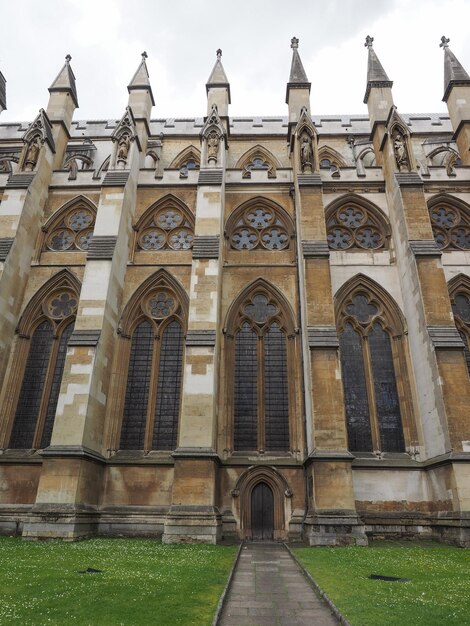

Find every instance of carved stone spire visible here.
[206,49,230,117]
[286,36,311,103]
[48,54,78,108]
[0,69,6,113]
[206,49,231,101]
[440,36,470,102]
[128,51,155,106]
[363,35,393,104]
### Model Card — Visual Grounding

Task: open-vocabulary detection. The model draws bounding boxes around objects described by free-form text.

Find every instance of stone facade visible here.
[0,40,470,546]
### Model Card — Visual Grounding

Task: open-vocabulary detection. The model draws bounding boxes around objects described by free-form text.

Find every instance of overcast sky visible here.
[1,0,469,122]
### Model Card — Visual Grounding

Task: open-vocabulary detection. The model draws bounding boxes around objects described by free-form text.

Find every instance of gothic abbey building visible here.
[0,36,469,546]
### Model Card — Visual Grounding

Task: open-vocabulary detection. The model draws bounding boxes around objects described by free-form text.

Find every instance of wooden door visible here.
[251,482,274,540]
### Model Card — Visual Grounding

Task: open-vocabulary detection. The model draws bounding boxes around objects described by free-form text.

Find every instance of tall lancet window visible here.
[449,279,470,376]
[118,276,186,451]
[229,285,294,453]
[337,282,411,454]
[5,273,80,450]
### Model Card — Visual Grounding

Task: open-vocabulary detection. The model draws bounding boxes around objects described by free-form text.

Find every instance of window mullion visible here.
[363,333,381,451]
[32,330,60,449]
[258,333,265,451]
[145,325,160,452]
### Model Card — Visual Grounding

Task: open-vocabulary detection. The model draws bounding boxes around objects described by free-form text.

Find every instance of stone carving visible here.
[24,136,41,171]
[117,133,130,167]
[207,130,220,163]
[300,132,313,172]
[393,131,410,172]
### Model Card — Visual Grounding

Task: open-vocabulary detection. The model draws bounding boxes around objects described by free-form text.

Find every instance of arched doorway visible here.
[251,482,274,540]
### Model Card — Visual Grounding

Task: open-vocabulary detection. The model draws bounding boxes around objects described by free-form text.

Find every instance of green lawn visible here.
[294,542,470,626]
[0,537,237,626]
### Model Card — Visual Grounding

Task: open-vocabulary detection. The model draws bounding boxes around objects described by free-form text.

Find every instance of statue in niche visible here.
[207,130,220,163]
[393,131,410,172]
[117,133,130,167]
[300,133,313,172]
[24,136,41,171]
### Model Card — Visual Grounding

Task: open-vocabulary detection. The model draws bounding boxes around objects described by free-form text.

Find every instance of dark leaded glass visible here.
[368,322,405,452]
[346,294,378,323]
[153,320,183,450]
[327,227,353,250]
[48,229,74,251]
[458,330,470,376]
[430,206,459,228]
[231,228,258,250]
[338,207,365,228]
[9,321,54,449]
[40,322,74,449]
[261,228,289,250]
[246,209,272,229]
[264,323,289,451]
[148,292,175,318]
[450,226,470,250]
[120,321,153,449]
[234,323,258,450]
[355,226,383,249]
[339,323,373,451]
[453,293,470,323]
[68,210,93,230]
[244,294,277,325]
[157,210,182,230]
[48,293,78,319]
[168,228,194,250]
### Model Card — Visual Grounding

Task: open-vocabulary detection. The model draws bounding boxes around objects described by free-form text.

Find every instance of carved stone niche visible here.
[300,131,314,173]
[392,129,411,173]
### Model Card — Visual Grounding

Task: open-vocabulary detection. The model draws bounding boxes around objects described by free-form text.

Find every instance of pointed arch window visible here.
[118,278,186,451]
[228,288,293,453]
[42,198,96,252]
[7,280,79,449]
[449,279,470,376]
[134,197,195,252]
[428,196,470,251]
[326,198,390,251]
[337,285,408,453]
[227,199,293,252]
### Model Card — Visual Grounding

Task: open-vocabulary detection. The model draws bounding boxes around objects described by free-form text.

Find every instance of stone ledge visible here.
[68,329,101,346]
[307,449,354,462]
[6,172,35,188]
[185,329,216,347]
[87,235,117,260]
[428,325,464,349]
[409,240,442,256]
[0,237,14,261]
[198,169,223,185]
[302,240,330,258]
[40,445,106,464]
[172,447,219,459]
[102,170,130,186]
[192,234,219,259]
[307,326,339,348]
[395,171,423,186]
[297,173,322,186]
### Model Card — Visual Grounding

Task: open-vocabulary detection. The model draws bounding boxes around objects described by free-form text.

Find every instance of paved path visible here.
[219,542,339,626]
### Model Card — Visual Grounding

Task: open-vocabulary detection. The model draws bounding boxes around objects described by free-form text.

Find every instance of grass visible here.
[293,542,470,626]
[0,537,238,626]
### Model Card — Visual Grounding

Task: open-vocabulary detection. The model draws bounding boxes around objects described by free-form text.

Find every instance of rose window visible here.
[145,291,177,319]
[45,292,78,319]
[327,205,385,251]
[430,204,470,251]
[45,207,96,252]
[137,206,194,251]
[230,207,290,251]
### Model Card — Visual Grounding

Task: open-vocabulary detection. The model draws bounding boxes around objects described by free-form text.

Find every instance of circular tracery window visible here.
[430,204,470,250]
[137,206,194,251]
[44,291,79,319]
[230,207,290,251]
[45,207,95,252]
[327,205,385,251]
[143,290,178,319]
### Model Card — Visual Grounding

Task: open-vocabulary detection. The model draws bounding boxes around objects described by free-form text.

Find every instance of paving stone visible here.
[218,543,339,626]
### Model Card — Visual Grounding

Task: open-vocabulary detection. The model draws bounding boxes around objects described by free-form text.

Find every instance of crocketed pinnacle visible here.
[128,51,155,105]
[440,36,470,102]
[49,54,78,107]
[363,36,393,104]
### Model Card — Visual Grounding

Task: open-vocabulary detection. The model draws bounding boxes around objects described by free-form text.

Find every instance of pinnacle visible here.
[363,36,393,104]
[206,49,231,103]
[441,36,470,102]
[128,52,155,105]
[49,54,78,108]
